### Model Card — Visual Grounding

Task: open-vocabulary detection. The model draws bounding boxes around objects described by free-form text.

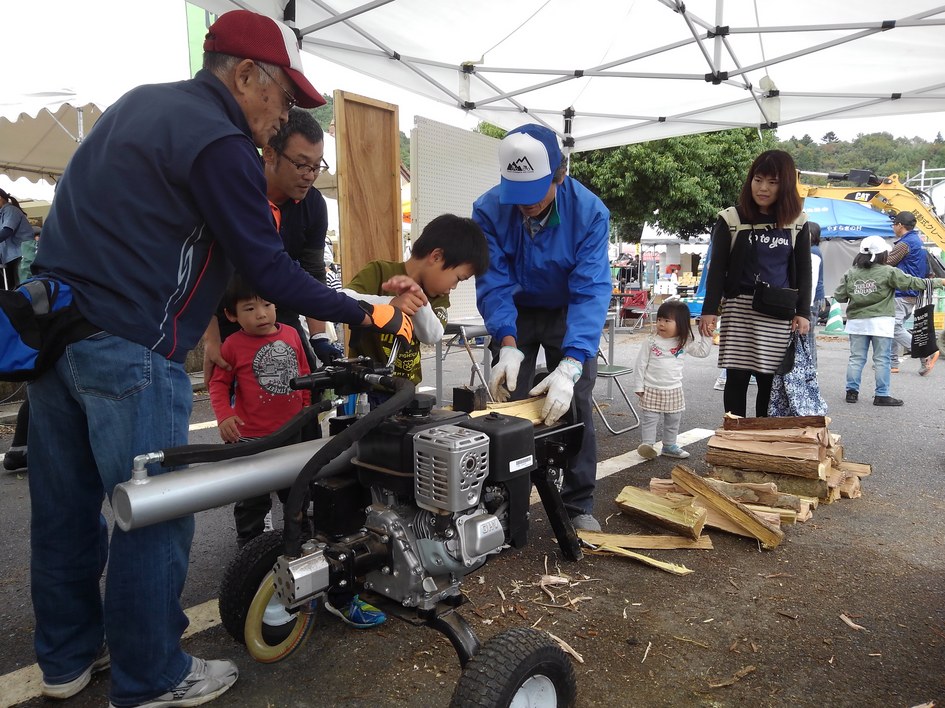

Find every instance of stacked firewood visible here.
[584,414,870,564]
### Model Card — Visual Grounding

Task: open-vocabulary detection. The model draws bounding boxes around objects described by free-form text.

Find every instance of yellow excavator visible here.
[797,169,945,247]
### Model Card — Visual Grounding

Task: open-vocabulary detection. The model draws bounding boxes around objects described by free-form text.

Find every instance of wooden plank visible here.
[578,530,713,550]
[705,443,827,479]
[721,413,830,430]
[650,477,802,512]
[335,89,402,303]
[743,503,797,525]
[708,434,825,462]
[839,474,862,499]
[839,461,872,478]
[671,465,784,549]
[468,396,545,424]
[615,486,707,540]
[591,545,694,575]
[682,502,780,538]
[713,427,829,446]
[709,466,828,498]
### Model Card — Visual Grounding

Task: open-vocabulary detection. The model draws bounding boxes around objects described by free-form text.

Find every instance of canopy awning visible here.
[192,1,945,151]
[0,93,104,183]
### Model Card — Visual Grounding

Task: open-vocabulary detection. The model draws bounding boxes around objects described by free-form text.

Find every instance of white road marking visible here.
[0,428,715,703]
[528,427,714,505]
[0,600,220,708]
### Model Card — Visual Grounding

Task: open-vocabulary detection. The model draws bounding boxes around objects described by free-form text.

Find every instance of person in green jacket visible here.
[833,235,945,406]
[344,213,489,404]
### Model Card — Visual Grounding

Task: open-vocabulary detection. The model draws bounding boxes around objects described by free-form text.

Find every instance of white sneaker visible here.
[661,444,690,459]
[637,443,658,459]
[41,645,110,699]
[109,657,238,708]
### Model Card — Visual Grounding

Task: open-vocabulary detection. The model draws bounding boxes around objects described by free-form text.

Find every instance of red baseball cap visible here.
[203,10,325,108]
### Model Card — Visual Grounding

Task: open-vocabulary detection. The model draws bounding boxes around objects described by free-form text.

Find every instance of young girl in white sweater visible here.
[632,299,712,459]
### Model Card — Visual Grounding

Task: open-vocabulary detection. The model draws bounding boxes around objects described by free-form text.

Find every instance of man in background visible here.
[888,210,938,375]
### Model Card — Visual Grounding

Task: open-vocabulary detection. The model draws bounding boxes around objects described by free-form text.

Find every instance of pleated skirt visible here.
[718,294,792,374]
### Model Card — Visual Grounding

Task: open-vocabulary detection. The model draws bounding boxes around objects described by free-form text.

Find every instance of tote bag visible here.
[910,282,938,358]
[768,334,828,417]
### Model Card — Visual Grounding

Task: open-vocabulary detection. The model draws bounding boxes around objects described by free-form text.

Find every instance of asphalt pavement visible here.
[1,327,943,707]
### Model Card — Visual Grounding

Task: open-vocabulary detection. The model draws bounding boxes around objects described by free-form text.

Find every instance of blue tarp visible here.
[803,197,894,239]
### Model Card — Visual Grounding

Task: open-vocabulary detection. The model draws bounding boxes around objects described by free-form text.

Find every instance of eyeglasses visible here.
[276,149,330,176]
[255,62,297,112]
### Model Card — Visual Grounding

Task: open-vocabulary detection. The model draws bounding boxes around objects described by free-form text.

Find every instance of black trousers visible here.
[489,306,598,517]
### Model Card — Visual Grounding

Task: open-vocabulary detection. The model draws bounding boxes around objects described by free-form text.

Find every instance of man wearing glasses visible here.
[27,10,413,708]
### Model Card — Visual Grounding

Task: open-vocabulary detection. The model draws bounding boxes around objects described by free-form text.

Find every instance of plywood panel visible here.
[410,117,500,320]
[334,90,401,288]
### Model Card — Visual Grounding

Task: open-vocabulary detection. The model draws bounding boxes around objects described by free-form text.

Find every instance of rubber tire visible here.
[219,531,298,645]
[450,627,577,708]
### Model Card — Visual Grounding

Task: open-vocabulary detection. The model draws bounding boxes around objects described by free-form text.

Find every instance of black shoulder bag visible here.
[748,228,798,321]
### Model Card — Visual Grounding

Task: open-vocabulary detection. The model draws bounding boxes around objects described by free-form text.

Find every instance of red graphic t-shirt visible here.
[209,324,312,438]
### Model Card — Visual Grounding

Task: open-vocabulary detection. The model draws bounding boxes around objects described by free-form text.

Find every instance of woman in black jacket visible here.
[698,150,812,417]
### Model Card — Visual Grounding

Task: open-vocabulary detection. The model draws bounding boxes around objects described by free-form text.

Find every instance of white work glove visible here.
[490,346,526,402]
[529,357,583,425]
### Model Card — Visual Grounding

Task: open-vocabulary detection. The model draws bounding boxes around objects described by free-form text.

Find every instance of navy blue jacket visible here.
[37,70,363,362]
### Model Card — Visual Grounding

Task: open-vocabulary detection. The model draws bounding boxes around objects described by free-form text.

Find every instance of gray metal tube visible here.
[113,438,332,531]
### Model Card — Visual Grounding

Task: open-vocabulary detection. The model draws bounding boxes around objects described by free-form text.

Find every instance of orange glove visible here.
[358,301,414,344]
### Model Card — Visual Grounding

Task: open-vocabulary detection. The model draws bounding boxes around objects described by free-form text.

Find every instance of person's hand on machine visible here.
[529,357,582,425]
[359,301,414,344]
[489,346,525,402]
[309,334,345,366]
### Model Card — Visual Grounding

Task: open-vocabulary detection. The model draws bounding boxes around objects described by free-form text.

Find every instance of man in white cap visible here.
[887,210,939,375]
[473,124,611,531]
[28,10,413,708]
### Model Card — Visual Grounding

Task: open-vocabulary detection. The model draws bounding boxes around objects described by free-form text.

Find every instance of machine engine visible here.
[274,401,539,613]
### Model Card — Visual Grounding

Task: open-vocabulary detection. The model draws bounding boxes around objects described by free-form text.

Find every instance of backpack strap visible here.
[718,207,753,252]
[718,207,808,249]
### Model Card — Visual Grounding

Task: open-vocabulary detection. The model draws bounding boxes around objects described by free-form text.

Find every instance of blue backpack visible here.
[0,278,97,381]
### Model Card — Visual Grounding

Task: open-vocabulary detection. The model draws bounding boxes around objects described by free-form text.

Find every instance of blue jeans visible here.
[846,334,892,397]
[892,296,916,366]
[28,333,195,706]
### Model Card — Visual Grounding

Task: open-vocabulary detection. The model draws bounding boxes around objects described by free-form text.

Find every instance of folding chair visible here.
[619,289,650,330]
[434,320,492,404]
[592,349,640,435]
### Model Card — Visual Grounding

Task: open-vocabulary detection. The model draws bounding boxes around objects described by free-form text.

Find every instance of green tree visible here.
[309,94,334,131]
[569,128,777,240]
[822,131,840,144]
[476,122,507,140]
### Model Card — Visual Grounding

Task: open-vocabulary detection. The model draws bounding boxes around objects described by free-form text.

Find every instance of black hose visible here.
[159,399,334,467]
[283,376,415,556]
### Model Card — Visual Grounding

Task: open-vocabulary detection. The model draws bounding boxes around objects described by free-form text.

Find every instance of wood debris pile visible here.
[584,414,872,569]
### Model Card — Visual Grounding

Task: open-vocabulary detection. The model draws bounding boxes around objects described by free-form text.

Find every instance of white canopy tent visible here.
[191,0,945,151]
[0,93,104,184]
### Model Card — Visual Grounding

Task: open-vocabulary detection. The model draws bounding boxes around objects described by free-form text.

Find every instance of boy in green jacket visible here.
[833,235,945,406]
[343,214,489,401]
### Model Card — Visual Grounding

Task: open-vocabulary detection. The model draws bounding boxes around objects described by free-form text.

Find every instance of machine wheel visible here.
[218,530,316,663]
[450,627,577,708]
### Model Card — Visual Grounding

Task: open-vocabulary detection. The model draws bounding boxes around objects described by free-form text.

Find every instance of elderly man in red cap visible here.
[27,10,413,708]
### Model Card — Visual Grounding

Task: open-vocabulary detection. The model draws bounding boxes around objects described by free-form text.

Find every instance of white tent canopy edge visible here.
[192,0,945,151]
